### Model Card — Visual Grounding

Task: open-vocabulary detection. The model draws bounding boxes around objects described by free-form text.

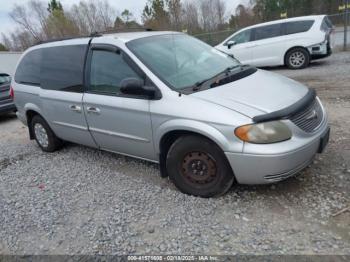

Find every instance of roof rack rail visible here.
[32,27,154,46]
[33,35,91,46]
[90,27,154,37]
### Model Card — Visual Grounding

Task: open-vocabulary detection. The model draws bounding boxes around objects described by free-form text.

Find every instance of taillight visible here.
[10,86,14,99]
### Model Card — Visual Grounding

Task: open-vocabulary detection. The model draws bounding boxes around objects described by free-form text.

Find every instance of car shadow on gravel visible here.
[62,140,310,197]
[228,173,306,196]
[260,59,330,71]
[0,113,17,123]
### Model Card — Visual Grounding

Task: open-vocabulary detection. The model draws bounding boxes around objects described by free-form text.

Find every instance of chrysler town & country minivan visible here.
[12,31,330,197]
[216,15,334,69]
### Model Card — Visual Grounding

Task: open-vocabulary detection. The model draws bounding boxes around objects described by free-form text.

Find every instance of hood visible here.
[190,69,308,118]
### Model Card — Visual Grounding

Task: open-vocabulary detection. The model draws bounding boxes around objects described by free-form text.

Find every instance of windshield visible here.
[127,34,240,90]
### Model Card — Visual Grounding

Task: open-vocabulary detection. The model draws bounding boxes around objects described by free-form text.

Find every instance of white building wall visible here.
[0,52,22,76]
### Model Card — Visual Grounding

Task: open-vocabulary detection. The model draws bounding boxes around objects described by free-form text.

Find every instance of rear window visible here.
[321,16,333,32]
[41,45,87,92]
[15,44,87,92]
[0,74,11,85]
[15,49,42,85]
[254,24,282,41]
[285,20,314,35]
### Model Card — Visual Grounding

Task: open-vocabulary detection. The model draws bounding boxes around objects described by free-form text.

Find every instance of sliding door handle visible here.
[87,106,101,114]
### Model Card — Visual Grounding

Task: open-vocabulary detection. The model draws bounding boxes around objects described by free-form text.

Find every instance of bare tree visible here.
[1,33,13,51]
[234,4,255,28]
[198,0,227,32]
[30,0,50,38]
[97,0,115,30]
[9,0,47,41]
[215,0,226,29]
[182,0,200,33]
[70,0,115,34]
[167,0,183,31]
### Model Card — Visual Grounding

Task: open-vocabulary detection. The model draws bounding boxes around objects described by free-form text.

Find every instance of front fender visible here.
[154,119,232,155]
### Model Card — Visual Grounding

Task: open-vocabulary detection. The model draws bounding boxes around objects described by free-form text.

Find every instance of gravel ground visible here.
[0,52,349,255]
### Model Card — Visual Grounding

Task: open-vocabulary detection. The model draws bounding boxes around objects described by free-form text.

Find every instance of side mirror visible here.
[120,78,156,98]
[227,40,236,49]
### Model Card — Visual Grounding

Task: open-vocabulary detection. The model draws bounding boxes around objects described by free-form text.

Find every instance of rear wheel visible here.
[285,48,310,69]
[166,135,235,197]
[31,115,62,152]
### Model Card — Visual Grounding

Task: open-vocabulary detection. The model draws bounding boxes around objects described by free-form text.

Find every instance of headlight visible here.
[235,121,292,144]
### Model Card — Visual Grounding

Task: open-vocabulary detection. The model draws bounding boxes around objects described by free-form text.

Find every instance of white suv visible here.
[216,15,334,69]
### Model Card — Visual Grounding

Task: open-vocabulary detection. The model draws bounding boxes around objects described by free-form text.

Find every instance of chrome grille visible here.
[290,98,323,132]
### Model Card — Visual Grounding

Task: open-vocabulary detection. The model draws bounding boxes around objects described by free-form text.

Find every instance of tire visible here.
[31,115,62,152]
[166,135,235,197]
[285,47,310,69]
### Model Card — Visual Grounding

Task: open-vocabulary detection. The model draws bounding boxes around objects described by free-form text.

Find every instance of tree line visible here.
[231,0,343,28]
[1,0,345,51]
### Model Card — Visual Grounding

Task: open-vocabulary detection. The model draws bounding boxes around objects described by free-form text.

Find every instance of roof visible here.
[107,31,180,42]
[30,31,180,49]
[242,15,326,31]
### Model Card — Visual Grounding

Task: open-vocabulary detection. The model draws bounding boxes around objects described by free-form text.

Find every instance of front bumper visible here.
[225,119,330,185]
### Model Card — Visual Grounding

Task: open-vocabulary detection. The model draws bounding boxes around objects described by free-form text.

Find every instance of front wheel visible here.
[285,48,310,69]
[166,135,235,197]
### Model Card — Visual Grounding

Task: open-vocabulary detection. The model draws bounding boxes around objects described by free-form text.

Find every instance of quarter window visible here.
[254,24,282,41]
[15,49,42,85]
[285,20,314,35]
[89,50,142,95]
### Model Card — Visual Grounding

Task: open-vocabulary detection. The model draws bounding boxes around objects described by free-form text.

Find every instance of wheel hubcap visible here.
[181,152,217,185]
[34,123,49,147]
[289,51,305,67]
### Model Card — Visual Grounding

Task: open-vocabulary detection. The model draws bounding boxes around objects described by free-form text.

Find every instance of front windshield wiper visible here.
[192,65,241,91]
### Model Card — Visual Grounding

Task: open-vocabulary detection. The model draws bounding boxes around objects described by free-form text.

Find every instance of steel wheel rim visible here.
[289,51,305,67]
[181,151,217,185]
[34,123,49,147]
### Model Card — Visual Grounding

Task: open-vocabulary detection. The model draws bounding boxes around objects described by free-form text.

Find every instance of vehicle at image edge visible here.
[215,15,334,69]
[0,73,16,114]
[12,31,330,197]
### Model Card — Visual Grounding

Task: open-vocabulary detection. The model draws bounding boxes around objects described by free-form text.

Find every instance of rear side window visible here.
[89,50,142,95]
[41,45,87,92]
[285,20,314,35]
[15,49,42,85]
[0,74,11,85]
[254,24,282,41]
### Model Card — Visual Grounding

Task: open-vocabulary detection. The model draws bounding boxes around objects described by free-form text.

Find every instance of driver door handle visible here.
[87,106,101,114]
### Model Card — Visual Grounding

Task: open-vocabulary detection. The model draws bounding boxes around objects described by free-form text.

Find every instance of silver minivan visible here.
[12,31,330,197]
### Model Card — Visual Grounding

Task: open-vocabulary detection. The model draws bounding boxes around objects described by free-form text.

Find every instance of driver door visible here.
[218,29,254,64]
[83,44,157,161]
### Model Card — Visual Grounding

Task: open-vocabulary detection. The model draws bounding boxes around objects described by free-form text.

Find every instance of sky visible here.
[0,0,248,36]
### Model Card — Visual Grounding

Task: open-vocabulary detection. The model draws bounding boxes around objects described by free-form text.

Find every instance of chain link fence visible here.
[328,12,349,50]
[194,29,235,46]
[194,13,349,50]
